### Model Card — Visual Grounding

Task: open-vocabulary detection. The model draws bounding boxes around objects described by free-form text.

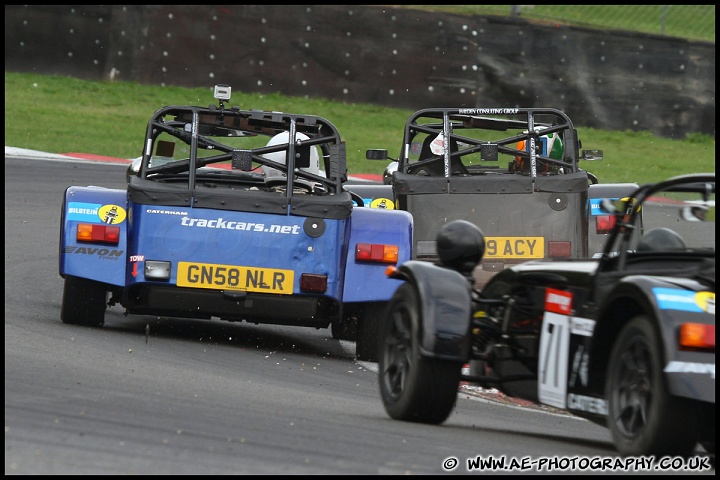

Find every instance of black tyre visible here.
[356,302,386,362]
[61,275,107,327]
[331,317,356,341]
[378,283,462,424]
[606,315,698,456]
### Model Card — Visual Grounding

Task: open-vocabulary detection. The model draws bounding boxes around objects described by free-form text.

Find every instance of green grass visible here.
[403,5,715,43]
[4,71,715,184]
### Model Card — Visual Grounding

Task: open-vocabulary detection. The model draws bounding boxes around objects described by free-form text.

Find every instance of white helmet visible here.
[262,131,324,177]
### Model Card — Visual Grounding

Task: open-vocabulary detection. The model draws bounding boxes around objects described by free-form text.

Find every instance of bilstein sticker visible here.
[653,288,715,314]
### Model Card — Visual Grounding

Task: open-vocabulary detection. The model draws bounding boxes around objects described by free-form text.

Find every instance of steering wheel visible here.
[265,176,315,194]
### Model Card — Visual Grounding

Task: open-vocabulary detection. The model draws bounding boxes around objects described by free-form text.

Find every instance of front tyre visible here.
[378,283,462,424]
[606,315,698,456]
[61,275,107,327]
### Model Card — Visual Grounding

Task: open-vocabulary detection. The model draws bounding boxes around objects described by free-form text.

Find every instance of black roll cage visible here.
[138,103,348,195]
[397,107,582,180]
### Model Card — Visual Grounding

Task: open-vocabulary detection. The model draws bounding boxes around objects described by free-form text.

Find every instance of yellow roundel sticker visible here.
[695,292,715,314]
[98,204,127,224]
[370,198,395,210]
[621,196,642,214]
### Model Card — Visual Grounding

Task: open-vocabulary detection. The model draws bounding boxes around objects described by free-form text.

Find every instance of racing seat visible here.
[637,227,686,252]
[408,134,468,176]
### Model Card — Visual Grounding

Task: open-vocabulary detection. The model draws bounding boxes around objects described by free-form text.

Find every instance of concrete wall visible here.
[5,5,715,139]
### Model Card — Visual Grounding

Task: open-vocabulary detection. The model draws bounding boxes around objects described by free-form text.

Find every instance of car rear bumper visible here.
[123,284,339,328]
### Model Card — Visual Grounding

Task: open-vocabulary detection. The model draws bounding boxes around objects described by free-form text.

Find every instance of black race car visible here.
[377,173,715,457]
[362,107,639,291]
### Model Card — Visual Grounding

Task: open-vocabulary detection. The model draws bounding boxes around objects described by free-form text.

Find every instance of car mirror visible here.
[680,204,709,222]
[366,149,388,161]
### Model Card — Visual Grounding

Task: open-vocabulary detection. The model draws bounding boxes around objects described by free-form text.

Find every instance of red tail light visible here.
[596,215,615,234]
[355,243,399,264]
[679,323,715,349]
[76,223,120,245]
[548,241,571,258]
[300,273,327,293]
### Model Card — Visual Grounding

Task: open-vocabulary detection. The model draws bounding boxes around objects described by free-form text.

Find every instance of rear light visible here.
[596,215,615,234]
[76,223,120,245]
[355,243,399,264]
[679,323,715,349]
[300,273,327,293]
[548,241,571,258]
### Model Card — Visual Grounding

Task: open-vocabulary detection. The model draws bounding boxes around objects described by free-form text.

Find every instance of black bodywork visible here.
[363,107,639,288]
[378,173,715,457]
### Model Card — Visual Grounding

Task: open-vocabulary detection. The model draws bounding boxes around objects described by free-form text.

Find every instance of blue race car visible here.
[59,84,412,361]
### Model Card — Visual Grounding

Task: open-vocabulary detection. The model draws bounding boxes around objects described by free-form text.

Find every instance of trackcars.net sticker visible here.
[180,216,301,234]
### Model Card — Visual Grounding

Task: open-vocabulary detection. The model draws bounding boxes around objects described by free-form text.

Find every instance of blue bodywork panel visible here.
[60,186,128,286]
[60,187,412,306]
[342,206,413,302]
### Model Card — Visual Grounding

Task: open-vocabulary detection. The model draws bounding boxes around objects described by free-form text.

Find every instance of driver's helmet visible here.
[383,161,398,185]
[514,132,563,171]
[262,131,324,178]
[436,219,485,276]
[637,227,686,251]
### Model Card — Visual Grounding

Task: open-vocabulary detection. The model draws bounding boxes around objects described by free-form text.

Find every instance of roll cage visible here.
[373,107,600,182]
[599,173,716,271]
[134,87,348,196]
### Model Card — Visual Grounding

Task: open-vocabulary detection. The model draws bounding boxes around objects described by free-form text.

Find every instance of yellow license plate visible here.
[177,262,294,294]
[484,237,545,259]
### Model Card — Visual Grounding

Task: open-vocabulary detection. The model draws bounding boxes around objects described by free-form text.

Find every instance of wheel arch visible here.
[588,283,658,394]
[390,261,473,360]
